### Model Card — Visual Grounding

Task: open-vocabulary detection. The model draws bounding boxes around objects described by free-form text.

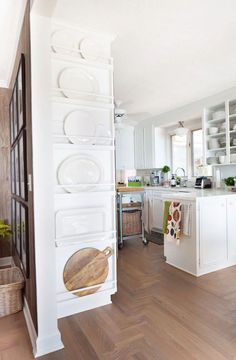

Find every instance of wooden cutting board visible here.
[63,247,113,297]
[117,187,144,192]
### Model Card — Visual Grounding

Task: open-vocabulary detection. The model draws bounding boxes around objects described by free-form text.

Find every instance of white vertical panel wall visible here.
[30,13,64,358]
[30,13,116,358]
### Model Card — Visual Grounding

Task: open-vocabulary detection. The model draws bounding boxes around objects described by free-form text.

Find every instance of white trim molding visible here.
[23,297,37,356]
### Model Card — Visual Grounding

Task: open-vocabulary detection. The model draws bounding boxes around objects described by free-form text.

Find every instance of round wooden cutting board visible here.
[63,246,113,297]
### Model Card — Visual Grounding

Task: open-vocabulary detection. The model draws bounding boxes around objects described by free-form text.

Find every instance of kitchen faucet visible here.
[175,167,187,187]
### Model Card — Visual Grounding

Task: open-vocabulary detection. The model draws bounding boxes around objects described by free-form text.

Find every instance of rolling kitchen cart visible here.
[117,188,148,249]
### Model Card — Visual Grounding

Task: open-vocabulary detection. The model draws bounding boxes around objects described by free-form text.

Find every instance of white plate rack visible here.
[51,51,113,68]
[51,22,116,316]
[55,231,116,247]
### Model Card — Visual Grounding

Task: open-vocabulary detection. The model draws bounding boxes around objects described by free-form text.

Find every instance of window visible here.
[192,129,203,176]
[171,128,203,177]
[171,134,188,173]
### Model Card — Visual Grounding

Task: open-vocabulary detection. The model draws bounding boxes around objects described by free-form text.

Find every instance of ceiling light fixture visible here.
[175,121,189,136]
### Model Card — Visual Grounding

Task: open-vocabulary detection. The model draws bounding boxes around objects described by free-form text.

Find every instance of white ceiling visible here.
[53,0,236,120]
[0,0,26,88]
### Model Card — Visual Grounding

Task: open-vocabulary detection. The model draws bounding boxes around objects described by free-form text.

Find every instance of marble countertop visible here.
[143,186,236,200]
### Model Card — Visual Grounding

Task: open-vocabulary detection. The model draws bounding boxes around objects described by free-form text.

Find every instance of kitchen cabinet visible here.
[150,192,163,231]
[227,197,236,262]
[199,197,227,267]
[134,126,145,169]
[203,98,236,166]
[115,125,134,170]
[134,125,166,169]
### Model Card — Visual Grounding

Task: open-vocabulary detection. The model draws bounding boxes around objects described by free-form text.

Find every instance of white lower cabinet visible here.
[227,197,236,262]
[151,193,163,231]
[199,198,227,268]
[144,190,163,232]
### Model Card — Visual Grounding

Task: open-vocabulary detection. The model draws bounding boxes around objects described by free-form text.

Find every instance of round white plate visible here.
[80,38,101,61]
[95,124,111,145]
[64,110,96,144]
[57,155,102,192]
[51,30,76,55]
[58,67,99,100]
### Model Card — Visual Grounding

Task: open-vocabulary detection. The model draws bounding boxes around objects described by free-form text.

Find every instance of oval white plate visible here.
[80,38,101,61]
[58,67,99,100]
[57,155,102,192]
[95,124,111,145]
[64,110,96,144]
[51,30,77,55]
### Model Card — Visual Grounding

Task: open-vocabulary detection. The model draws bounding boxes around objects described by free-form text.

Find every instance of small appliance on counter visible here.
[195,176,212,189]
[150,169,163,186]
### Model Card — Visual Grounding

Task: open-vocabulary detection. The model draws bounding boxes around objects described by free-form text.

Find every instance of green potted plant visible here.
[0,220,11,238]
[162,165,171,185]
[224,177,236,190]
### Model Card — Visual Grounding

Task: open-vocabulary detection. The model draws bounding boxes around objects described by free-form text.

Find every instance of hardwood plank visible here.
[1,240,236,359]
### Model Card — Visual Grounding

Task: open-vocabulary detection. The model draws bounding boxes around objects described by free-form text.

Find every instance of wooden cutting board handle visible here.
[102,247,113,258]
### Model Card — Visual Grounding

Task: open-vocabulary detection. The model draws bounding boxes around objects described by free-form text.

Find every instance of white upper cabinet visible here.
[203,99,236,166]
[115,125,134,170]
[134,126,145,169]
[134,125,166,169]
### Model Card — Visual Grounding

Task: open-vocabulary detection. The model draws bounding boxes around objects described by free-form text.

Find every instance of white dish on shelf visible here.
[80,38,102,61]
[230,154,236,163]
[64,110,96,144]
[58,67,99,100]
[233,124,236,130]
[51,29,76,55]
[208,127,218,135]
[208,138,220,149]
[95,124,112,145]
[55,207,106,238]
[207,157,219,165]
[57,154,102,192]
[212,110,225,120]
[219,155,226,164]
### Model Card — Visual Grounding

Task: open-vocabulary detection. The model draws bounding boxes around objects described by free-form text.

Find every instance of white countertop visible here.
[144,186,236,200]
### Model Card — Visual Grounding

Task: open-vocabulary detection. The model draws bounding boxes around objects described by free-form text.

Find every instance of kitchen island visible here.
[144,186,236,276]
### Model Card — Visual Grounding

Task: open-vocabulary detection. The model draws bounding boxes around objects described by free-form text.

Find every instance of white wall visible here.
[141,86,236,128]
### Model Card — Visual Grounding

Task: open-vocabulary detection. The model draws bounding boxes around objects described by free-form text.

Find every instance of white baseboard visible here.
[23,297,37,356]
[23,297,64,358]
[34,332,64,358]
[0,256,13,267]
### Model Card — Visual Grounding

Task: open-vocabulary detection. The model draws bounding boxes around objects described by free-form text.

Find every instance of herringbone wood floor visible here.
[1,240,236,359]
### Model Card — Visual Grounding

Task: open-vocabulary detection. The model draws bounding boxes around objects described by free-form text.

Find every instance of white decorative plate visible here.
[55,208,106,238]
[51,30,76,55]
[57,155,102,192]
[64,110,96,144]
[58,67,99,100]
[80,38,101,61]
[95,124,111,145]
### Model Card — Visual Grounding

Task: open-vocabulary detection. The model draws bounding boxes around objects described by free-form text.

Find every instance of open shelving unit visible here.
[203,99,236,166]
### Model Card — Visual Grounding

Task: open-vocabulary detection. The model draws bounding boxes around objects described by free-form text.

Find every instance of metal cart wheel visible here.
[118,242,123,250]
[142,238,149,246]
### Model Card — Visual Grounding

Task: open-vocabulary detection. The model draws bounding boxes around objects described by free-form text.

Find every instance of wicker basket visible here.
[0,267,24,317]
[118,210,142,236]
